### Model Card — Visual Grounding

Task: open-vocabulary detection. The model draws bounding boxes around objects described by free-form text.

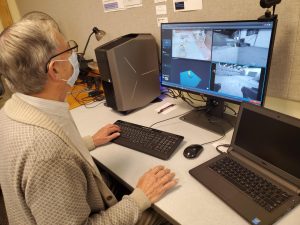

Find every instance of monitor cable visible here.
[149,106,206,128]
[164,88,203,108]
[200,133,226,147]
[149,111,190,128]
[195,123,228,153]
[165,88,181,98]
[186,92,206,102]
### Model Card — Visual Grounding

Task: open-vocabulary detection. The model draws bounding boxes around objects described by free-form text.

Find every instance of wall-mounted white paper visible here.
[154,0,167,3]
[157,17,168,27]
[124,0,142,8]
[173,0,202,12]
[156,4,167,15]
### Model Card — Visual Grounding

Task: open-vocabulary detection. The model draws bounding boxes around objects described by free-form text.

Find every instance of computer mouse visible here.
[183,144,204,159]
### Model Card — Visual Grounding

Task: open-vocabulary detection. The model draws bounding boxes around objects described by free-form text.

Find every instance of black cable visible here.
[70,85,104,108]
[198,113,233,149]
[176,90,208,109]
[70,87,85,105]
[186,92,206,102]
[225,104,237,116]
[166,88,206,108]
[149,111,189,128]
[149,104,229,153]
[84,100,105,108]
[167,88,181,98]
[200,131,226,147]
[179,92,192,104]
[164,89,204,109]
[149,106,206,128]
[181,96,195,108]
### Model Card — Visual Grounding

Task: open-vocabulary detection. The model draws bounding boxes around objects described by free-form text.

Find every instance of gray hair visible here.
[0,13,60,94]
[22,11,61,32]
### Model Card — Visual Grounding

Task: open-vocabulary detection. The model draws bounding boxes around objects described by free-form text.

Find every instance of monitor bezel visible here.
[160,19,277,107]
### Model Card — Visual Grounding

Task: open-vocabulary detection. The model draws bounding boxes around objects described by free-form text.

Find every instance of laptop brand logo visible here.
[252,217,261,224]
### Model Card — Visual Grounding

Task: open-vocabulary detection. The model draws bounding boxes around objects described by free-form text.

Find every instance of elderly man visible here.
[0,12,177,225]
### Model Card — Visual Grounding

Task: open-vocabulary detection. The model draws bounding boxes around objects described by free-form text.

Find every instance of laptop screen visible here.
[234,107,300,180]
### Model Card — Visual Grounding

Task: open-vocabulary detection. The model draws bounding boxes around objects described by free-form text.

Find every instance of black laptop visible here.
[189,103,300,225]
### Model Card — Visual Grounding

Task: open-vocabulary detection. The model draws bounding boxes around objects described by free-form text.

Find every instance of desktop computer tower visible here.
[95,34,160,113]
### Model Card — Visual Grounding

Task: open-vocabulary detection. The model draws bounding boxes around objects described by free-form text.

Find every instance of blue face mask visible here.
[55,52,80,87]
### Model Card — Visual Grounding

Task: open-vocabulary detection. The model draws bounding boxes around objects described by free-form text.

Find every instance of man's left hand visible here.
[92,124,121,146]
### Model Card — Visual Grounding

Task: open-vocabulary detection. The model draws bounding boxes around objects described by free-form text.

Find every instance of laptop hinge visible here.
[229,150,300,195]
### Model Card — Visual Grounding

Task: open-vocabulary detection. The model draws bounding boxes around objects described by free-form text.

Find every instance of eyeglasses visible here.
[45,40,78,73]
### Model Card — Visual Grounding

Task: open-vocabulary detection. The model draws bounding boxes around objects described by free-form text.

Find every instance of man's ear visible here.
[47,61,60,81]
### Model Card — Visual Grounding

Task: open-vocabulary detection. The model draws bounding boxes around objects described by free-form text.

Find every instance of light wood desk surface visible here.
[70,96,300,225]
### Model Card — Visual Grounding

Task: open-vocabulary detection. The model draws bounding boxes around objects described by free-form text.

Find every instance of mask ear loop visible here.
[54,58,75,82]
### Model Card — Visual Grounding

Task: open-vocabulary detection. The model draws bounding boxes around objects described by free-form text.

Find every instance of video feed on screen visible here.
[172,29,212,61]
[213,62,262,100]
[212,29,272,67]
[162,58,211,90]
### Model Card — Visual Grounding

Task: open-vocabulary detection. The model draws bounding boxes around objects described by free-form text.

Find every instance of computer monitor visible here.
[161,20,277,134]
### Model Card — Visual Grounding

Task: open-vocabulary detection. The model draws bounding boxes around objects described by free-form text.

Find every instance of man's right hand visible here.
[136,165,177,203]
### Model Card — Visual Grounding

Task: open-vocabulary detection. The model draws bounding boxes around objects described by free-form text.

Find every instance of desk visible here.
[66,84,90,110]
[70,96,300,225]
[66,76,103,110]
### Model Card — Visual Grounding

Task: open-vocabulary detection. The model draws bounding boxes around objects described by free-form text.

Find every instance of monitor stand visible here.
[179,98,237,135]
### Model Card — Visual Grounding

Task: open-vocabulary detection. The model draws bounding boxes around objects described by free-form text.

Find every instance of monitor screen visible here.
[234,107,300,180]
[161,20,275,106]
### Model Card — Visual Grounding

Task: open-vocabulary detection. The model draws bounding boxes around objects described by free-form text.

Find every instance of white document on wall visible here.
[154,0,167,3]
[157,17,168,27]
[124,0,142,8]
[102,0,125,12]
[173,0,202,12]
[156,4,167,15]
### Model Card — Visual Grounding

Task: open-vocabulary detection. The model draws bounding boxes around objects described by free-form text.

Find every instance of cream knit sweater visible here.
[0,94,151,225]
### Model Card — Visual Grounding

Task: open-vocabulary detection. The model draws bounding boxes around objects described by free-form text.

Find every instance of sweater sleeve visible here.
[82,135,96,151]
[25,157,144,225]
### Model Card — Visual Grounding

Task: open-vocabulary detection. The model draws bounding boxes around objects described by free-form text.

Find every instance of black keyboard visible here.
[209,157,291,212]
[111,120,184,160]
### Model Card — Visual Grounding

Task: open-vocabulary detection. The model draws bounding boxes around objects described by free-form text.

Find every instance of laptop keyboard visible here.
[111,120,184,160]
[209,157,291,212]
